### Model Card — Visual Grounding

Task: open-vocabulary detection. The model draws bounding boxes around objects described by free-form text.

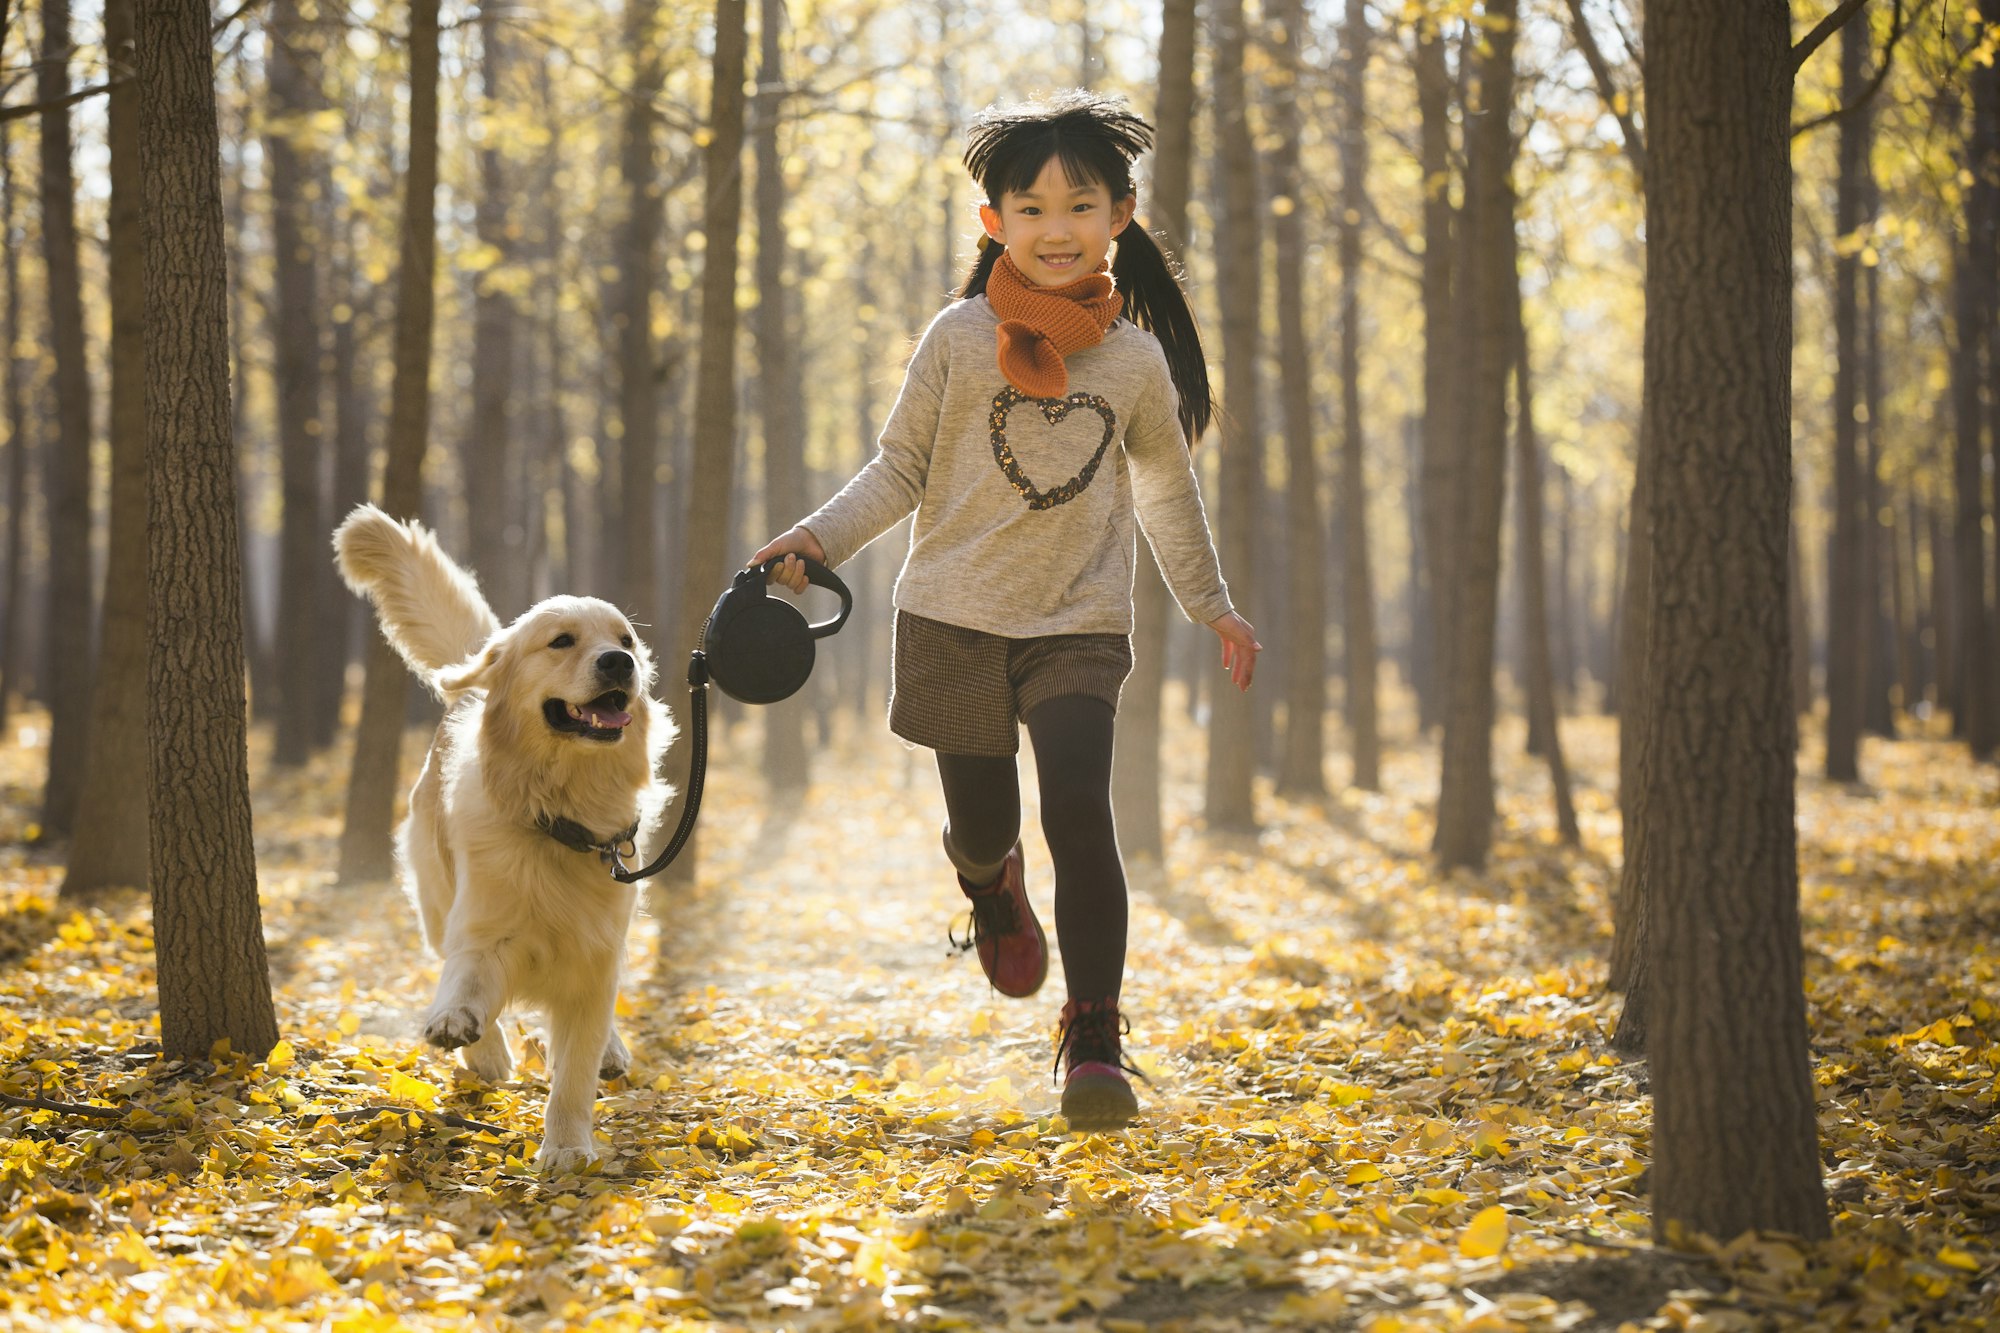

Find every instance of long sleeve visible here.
[1123,360,1234,626]
[799,324,948,569]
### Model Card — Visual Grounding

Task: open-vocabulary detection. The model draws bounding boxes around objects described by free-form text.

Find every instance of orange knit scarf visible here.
[986,251,1124,399]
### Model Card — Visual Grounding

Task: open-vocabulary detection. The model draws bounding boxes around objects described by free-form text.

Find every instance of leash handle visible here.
[612,650,709,883]
[753,555,853,640]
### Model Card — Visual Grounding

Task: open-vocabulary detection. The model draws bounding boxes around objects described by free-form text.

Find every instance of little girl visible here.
[750,90,1258,1130]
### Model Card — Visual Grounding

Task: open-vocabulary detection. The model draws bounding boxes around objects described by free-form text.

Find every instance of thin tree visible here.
[338,0,443,884]
[1958,49,1999,758]
[616,0,664,634]
[466,3,520,615]
[64,0,149,896]
[1335,0,1380,791]
[141,0,280,1062]
[1432,0,1517,872]
[1270,0,1327,799]
[1111,0,1197,860]
[0,118,24,727]
[1204,0,1260,832]
[667,0,748,884]
[1411,15,1457,735]
[1644,0,1828,1243]
[755,0,809,791]
[36,0,96,842]
[267,0,329,768]
[1823,11,1873,781]
[1511,275,1578,845]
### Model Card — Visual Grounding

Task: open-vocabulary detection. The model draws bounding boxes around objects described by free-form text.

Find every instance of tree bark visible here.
[1512,281,1578,846]
[1335,0,1380,792]
[339,0,441,885]
[141,0,280,1063]
[267,0,329,768]
[1270,0,1327,799]
[64,0,150,896]
[1823,12,1870,781]
[466,4,519,617]
[1110,0,1197,861]
[1976,55,2000,760]
[1412,18,1456,737]
[666,0,748,886]
[1643,0,1828,1244]
[755,0,809,792]
[1433,0,1517,872]
[1952,49,1996,758]
[316,196,371,746]
[1203,0,1260,832]
[36,0,97,842]
[616,0,664,634]
[0,120,25,726]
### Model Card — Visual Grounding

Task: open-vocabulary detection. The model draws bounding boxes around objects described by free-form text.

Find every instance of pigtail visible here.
[958,234,1004,300]
[1113,224,1212,445]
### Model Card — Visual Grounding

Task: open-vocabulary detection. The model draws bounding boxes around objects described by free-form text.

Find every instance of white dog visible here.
[333,504,673,1172]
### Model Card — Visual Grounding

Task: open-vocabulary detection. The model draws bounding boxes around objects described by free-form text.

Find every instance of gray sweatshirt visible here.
[800,296,1234,638]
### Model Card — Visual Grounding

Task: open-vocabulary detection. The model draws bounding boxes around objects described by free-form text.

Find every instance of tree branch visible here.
[1562,0,1646,189]
[1792,0,1908,138]
[0,80,114,125]
[1792,0,1872,76]
[0,1090,126,1119]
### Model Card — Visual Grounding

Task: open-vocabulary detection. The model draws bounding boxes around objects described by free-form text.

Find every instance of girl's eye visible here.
[550,633,575,649]
[620,635,634,648]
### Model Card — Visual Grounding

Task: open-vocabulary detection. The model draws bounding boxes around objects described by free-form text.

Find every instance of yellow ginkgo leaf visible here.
[1345,1162,1385,1185]
[1459,1205,1511,1258]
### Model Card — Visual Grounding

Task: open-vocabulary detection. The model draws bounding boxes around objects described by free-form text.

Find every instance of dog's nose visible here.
[597,650,634,682]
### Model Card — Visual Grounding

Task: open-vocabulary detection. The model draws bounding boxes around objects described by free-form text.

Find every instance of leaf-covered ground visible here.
[1,698,1996,1331]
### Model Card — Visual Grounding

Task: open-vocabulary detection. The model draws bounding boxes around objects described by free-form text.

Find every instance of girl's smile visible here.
[979,157,1136,287]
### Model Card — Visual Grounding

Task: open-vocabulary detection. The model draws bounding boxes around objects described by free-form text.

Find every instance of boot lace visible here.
[948,876,1021,955]
[1052,999,1145,1083]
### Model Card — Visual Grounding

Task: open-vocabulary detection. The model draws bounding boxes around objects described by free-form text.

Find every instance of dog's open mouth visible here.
[543,691,633,742]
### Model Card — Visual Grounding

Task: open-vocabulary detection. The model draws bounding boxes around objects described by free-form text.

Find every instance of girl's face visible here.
[978,157,1136,288]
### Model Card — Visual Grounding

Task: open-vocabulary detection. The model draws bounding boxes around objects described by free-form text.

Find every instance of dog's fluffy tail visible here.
[333,504,500,689]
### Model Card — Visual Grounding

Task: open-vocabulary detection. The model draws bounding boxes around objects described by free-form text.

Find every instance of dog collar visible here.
[536,813,641,875]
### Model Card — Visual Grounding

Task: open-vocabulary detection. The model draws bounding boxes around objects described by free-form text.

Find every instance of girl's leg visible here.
[935,751,1020,885]
[1022,695,1125,1001]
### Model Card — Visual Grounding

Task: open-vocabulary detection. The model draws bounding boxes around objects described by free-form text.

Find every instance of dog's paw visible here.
[462,1033,514,1083]
[535,1140,598,1174]
[421,1005,482,1051]
[599,1030,631,1082]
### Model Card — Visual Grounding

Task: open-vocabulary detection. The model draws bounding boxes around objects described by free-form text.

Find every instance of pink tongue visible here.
[581,705,632,729]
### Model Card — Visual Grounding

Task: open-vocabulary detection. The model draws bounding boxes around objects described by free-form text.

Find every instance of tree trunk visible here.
[1203,0,1259,832]
[339,0,442,885]
[64,0,150,896]
[1404,416,1432,716]
[617,0,664,634]
[0,120,26,726]
[1413,18,1456,737]
[755,0,809,792]
[1953,50,1996,758]
[666,0,748,886]
[1335,0,1380,792]
[1977,56,2000,760]
[1823,14,1870,781]
[1512,281,1578,845]
[316,201,371,747]
[1643,0,1828,1244]
[36,0,97,842]
[1270,0,1327,799]
[1433,0,1517,873]
[1607,409,1653,993]
[1110,0,1197,861]
[267,0,329,768]
[141,0,280,1063]
[466,5,519,617]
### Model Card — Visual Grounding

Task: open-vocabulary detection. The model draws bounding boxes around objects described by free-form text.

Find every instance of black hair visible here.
[955,90,1212,445]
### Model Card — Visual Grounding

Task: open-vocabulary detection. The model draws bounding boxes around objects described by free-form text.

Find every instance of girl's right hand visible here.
[748,526,827,595]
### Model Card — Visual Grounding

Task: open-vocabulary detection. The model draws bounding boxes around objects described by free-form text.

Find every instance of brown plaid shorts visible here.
[889,610,1134,757]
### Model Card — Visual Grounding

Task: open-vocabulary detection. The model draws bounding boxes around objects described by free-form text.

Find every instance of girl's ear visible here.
[978,201,1005,243]
[1110,192,1136,237]
[438,642,503,696]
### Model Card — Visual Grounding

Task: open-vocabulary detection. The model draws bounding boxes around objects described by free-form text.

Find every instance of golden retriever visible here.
[333,504,674,1172]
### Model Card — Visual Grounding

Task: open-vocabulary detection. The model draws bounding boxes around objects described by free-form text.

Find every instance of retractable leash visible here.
[611,556,853,884]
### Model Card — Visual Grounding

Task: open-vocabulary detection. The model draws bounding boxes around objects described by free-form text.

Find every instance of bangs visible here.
[963,90,1153,204]
[984,137,1130,204]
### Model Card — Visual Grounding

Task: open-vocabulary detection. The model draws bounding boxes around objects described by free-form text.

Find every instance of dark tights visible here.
[936,695,1126,1003]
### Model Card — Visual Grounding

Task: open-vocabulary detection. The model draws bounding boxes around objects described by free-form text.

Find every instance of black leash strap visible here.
[610,650,709,884]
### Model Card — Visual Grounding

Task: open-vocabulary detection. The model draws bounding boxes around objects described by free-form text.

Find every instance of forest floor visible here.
[0,694,1996,1331]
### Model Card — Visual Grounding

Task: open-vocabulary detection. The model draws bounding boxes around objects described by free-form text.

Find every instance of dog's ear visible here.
[438,642,503,697]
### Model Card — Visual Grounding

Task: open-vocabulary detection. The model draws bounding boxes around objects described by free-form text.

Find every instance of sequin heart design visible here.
[989,387,1118,511]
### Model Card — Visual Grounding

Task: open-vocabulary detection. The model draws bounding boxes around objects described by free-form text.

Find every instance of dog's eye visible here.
[620,635,634,649]
[549,633,575,650]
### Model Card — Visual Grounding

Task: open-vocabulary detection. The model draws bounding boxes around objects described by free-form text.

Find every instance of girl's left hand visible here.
[1207,611,1261,691]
